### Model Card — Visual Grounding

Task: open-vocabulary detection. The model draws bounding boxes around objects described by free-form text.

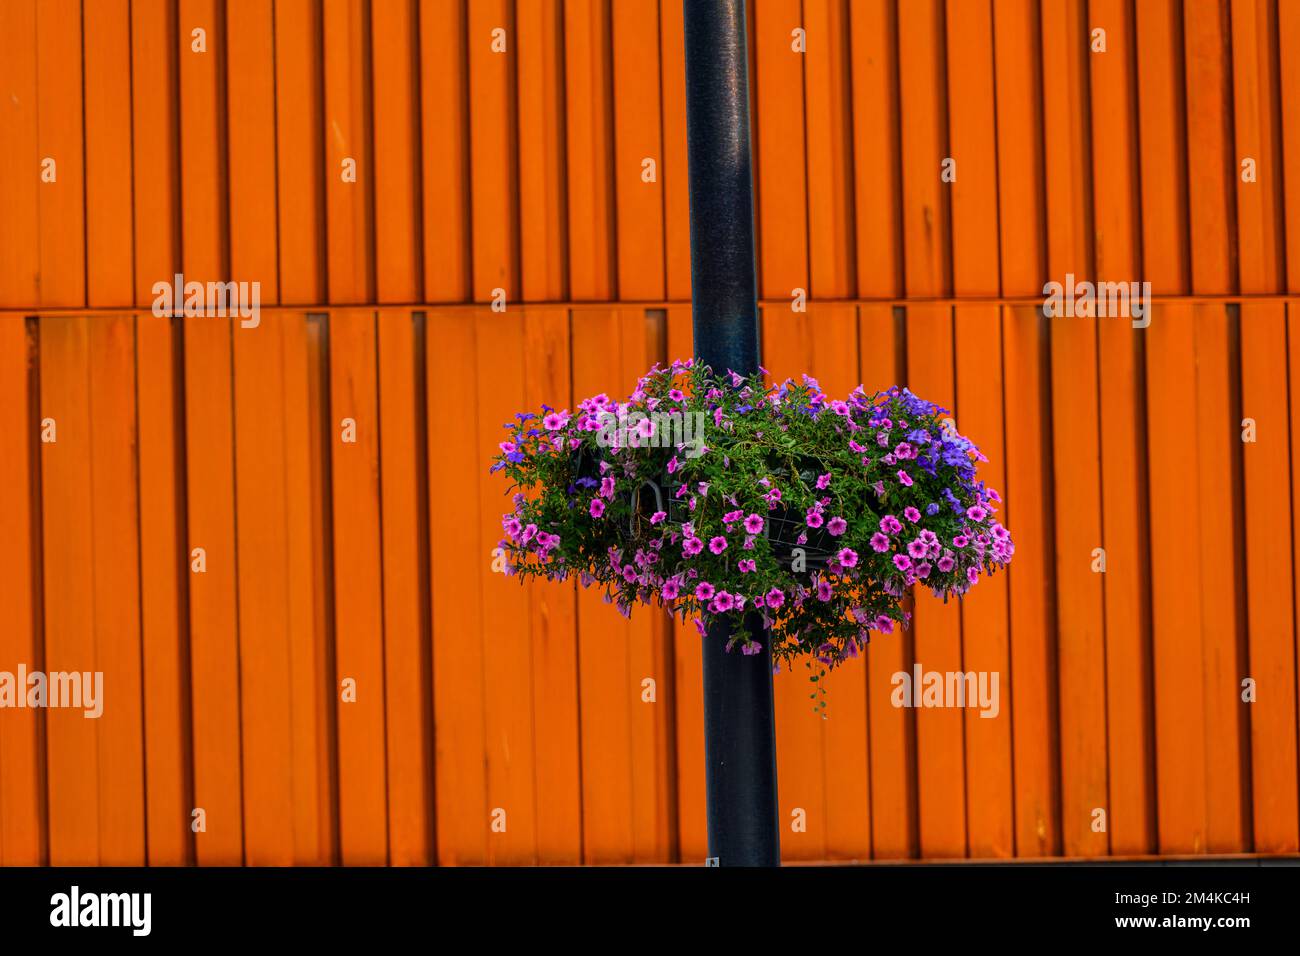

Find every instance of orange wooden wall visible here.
[2,0,1300,865]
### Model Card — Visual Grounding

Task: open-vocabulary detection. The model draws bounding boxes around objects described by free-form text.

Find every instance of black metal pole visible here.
[682,0,780,867]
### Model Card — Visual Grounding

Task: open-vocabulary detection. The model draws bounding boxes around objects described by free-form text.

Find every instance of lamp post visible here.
[682,0,781,867]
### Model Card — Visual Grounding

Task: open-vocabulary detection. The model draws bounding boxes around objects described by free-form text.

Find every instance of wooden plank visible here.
[859,304,914,859]
[1000,304,1059,857]
[1182,0,1236,294]
[82,0,134,307]
[35,0,85,309]
[87,316,147,866]
[1230,0,1285,295]
[135,312,194,866]
[563,0,616,300]
[1281,0,1300,290]
[517,0,568,301]
[467,0,518,302]
[371,0,423,303]
[666,305,706,861]
[329,308,390,864]
[1088,0,1154,857]
[0,0,39,307]
[953,305,1012,859]
[991,0,1045,296]
[571,308,674,862]
[1040,0,1107,858]
[275,0,326,305]
[897,0,950,298]
[427,308,488,864]
[377,310,435,865]
[802,0,855,298]
[39,317,100,865]
[946,0,999,294]
[611,0,666,301]
[1241,302,1300,852]
[1144,304,1209,854]
[323,0,375,303]
[179,0,228,284]
[903,304,966,858]
[1133,0,1190,294]
[0,317,44,864]
[522,308,582,863]
[226,0,280,303]
[183,314,243,864]
[131,0,182,308]
[659,3,692,301]
[420,0,471,302]
[232,313,296,866]
[753,0,808,299]
[849,0,901,299]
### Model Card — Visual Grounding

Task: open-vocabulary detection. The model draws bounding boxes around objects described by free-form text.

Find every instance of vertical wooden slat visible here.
[0,0,40,307]
[467,0,518,302]
[611,0,666,301]
[1241,302,1299,853]
[1183,0,1237,294]
[131,0,182,308]
[659,4,692,301]
[275,0,327,305]
[564,0,616,300]
[427,309,488,864]
[135,312,193,866]
[323,0,375,303]
[232,314,296,866]
[753,0,808,300]
[802,0,855,298]
[329,308,390,863]
[421,0,471,302]
[36,0,86,310]
[378,310,434,865]
[371,0,423,303]
[0,317,44,864]
[226,0,280,304]
[1280,0,1300,291]
[849,1,902,299]
[517,0,568,302]
[83,0,134,308]
[522,308,582,863]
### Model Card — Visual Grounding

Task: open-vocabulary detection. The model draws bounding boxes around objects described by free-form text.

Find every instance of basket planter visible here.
[492,360,1014,707]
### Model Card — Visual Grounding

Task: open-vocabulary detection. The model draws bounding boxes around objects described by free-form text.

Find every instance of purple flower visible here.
[894,442,914,459]
[662,580,680,601]
[953,534,968,548]
[589,498,605,518]
[904,506,921,523]
[650,510,667,524]
[967,565,980,584]
[600,476,616,499]
[816,473,832,490]
[966,505,987,522]
[893,554,912,571]
[805,510,824,529]
[870,532,891,552]
[668,388,685,402]
[695,582,715,601]
[897,469,913,487]
[914,562,931,579]
[816,580,833,601]
[880,515,902,535]
[683,536,704,556]
[907,538,928,559]
[744,513,765,534]
[711,591,735,612]
[827,516,847,536]
[765,587,786,609]
[874,615,895,634]
[542,411,569,431]
[709,536,728,555]
[738,558,757,573]
[838,548,859,568]
[937,555,955,573]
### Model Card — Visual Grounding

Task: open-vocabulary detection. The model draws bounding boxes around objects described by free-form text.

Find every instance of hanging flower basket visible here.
[491,359,1014,702]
